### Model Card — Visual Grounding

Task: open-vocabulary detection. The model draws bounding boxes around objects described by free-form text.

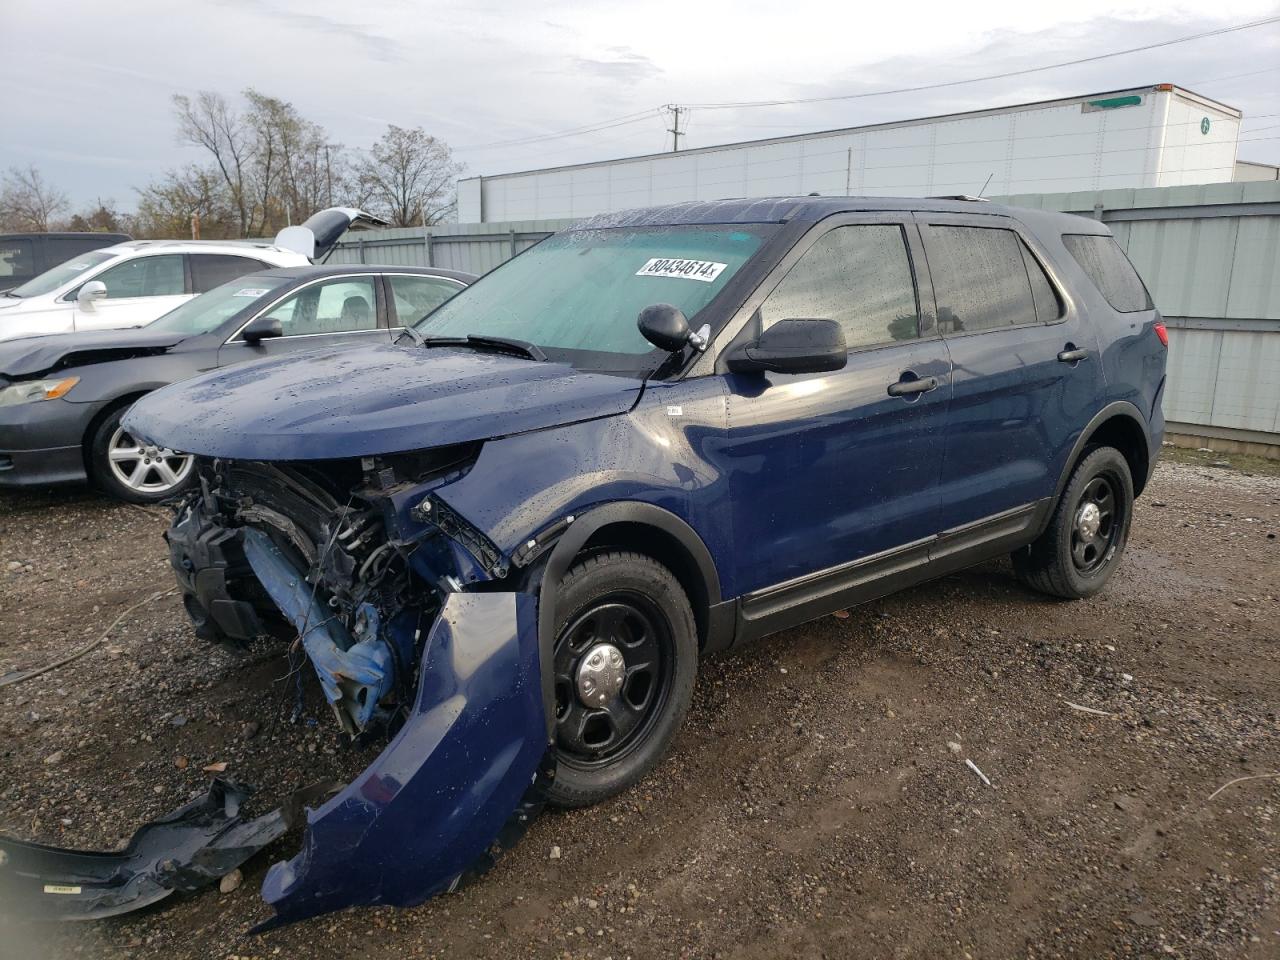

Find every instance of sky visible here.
[0,0,1277,212]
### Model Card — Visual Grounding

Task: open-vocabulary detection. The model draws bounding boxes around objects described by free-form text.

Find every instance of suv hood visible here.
[125,342,642,460]
[0,328,187,378]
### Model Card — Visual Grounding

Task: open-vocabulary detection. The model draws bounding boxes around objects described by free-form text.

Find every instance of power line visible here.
[456,108,663,152]
[683,15,1280,110]
[453,15,1279,160]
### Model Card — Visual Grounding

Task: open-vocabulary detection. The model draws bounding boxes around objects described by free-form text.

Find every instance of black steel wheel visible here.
[546,551,697,808]
[1069,474,1121,574]
[1012,445,1134,599]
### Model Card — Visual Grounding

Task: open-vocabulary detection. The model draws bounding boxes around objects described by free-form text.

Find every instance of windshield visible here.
[416,225,771,371]
[148,275,293,335]
[6,249,116,298]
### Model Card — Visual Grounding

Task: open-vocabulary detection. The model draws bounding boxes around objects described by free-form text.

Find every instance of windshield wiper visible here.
[464,335,547,362]
[415,334,547,362]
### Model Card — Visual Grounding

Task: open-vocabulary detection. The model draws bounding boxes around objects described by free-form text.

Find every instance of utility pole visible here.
[324,144,333,208]
[666,105,685,152]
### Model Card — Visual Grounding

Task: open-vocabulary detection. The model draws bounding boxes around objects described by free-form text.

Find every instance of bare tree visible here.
[172,91,253,236]
[0,165,70,231]
[66,199,127,234]
[171,89,357,236]
[133,165,239,239]
[355,126,462,227]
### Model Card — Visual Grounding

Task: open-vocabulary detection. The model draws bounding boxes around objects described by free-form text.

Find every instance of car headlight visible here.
[0,376,80,407]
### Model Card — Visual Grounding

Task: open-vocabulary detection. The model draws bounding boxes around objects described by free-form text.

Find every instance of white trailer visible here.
[459,85,1243,223]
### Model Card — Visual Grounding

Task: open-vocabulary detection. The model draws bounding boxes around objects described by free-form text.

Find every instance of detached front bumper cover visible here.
[0,779,332,921]
[0,593,550,927]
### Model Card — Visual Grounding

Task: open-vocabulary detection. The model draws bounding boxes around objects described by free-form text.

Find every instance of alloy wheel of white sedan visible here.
[106,425,195,495]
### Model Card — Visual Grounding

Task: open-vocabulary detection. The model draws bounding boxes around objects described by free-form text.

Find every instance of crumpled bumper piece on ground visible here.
[257,591,548,928]
[0,779,332,921]
[242,528,393,733]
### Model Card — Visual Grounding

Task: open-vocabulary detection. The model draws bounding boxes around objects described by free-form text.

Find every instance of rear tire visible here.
[1012,446,1133,599]
[89,405,196,505]
[545,551,697,809]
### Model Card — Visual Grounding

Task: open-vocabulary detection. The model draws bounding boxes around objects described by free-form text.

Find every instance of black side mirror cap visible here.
[725,317,847,375]
[241,315,284,344]
[637,303,694,352]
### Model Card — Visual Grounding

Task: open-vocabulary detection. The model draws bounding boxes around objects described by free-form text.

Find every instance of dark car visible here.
[0,232,132,293]
[0,264,472,502]
[4,196,1166,924]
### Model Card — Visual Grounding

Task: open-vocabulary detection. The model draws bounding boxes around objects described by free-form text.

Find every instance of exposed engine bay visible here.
[168,451,486,737]
[2,448,555,927]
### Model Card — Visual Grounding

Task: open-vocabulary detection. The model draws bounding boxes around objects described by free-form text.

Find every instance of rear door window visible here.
[190,254,271,293]
[1061,234,1153,312]
[922,225,1038,334]
[1021,243,1063,323]
[761,224,920,349]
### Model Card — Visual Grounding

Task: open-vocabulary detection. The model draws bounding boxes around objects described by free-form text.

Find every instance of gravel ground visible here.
[0,456,1277,959]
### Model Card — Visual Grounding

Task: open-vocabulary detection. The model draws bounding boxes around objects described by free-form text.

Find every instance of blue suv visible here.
[96,197,1163,923]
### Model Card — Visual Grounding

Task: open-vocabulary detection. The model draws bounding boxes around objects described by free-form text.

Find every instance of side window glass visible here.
[388,275,463,326]
[1061,234,1153,313]
[258,278,377,337]
[1021,242,1063,323]
[0,239,35,281]
[760,224,919,349]
[190,255,270,293]
[94,255,185,299]
[923,226,1037,334]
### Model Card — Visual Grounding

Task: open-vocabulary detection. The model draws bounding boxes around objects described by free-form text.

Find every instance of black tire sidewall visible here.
[89,404,194,505]
[1052,447,1134,597]
[546,552,698,808]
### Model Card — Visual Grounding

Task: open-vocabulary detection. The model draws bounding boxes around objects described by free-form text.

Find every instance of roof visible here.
[463,84,1241,183]
[249,264,478,282]
[114,239,290,253]
[569,196,1107,234]
[0,231,131,242]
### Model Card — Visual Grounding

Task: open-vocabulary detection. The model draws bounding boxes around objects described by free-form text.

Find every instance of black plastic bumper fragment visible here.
[0,779,336,921]
[166,501,263,644]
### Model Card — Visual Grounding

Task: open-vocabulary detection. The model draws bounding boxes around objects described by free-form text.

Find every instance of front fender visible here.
[258,591,548,927]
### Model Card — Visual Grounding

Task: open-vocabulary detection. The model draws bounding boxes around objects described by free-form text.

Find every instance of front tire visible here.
[546,551,698,809]
[89,405,196,505]
[1012,446,1134,599]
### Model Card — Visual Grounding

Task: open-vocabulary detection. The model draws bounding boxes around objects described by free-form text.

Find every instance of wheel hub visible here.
[575,643,625,707]
[1075,501,1102,540]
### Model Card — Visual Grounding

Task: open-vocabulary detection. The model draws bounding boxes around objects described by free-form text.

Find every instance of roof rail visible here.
[927,194,991,202]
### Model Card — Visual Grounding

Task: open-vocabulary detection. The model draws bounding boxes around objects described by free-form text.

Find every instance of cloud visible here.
[213,0,404,63]
[570,49,663,84]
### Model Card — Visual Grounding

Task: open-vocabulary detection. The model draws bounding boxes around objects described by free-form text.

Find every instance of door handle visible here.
[887,375,938,397]
[1057,348,1089,363]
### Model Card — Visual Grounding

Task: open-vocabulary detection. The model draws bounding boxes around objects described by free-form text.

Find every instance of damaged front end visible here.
[5,449,553,926]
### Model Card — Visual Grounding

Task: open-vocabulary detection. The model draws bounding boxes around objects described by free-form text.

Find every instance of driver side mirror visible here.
[241,314,284,344]
[637,303,709,353]
[725,318,847,375]
[76,280,107,310]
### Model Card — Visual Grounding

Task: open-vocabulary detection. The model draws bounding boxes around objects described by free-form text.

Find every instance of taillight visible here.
[1153,321,1168,347]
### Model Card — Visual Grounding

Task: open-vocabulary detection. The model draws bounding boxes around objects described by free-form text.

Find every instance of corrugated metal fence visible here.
[326,219,575,274]
[999,181,1280,448]
[332,182,1280,449]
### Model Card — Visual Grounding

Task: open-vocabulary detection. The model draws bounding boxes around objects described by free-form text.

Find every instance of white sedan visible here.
[0,208,385,342]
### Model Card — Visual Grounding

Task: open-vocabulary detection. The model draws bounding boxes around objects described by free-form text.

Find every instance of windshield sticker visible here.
[636,258,728,283]
[68,263,90,270]
[233,287,270,297]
